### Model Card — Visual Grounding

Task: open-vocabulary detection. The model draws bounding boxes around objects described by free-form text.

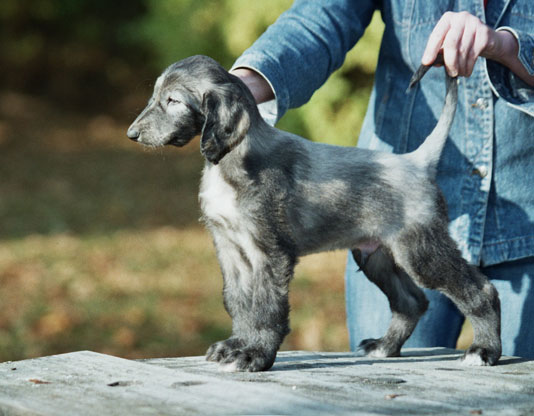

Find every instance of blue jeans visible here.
[345,255,534,359]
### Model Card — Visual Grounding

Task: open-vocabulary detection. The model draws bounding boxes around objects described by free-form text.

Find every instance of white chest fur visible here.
[199,165,264,281]
[199,165,240,227]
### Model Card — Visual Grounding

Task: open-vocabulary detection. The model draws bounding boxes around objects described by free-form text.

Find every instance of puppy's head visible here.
[127,55,253,164]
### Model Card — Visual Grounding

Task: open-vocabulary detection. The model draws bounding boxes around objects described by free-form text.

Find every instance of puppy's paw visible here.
[357,338,400,358]
[206,337,244,363]
[461,345,500,366]
[219,346,276,372]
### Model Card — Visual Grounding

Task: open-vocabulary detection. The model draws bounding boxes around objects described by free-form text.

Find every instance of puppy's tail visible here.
[406,56,458,176]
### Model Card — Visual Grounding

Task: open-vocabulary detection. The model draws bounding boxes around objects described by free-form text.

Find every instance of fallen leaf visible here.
[29,379,51,384]
[385,394,404,400]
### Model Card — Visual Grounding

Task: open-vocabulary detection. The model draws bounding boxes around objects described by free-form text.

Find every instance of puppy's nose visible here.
[127,126,140,141]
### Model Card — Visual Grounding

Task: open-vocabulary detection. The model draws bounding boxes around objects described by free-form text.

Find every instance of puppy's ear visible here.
[200,85,250,164]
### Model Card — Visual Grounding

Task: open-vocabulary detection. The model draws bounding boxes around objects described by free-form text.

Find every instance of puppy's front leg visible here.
[206,234,294,372]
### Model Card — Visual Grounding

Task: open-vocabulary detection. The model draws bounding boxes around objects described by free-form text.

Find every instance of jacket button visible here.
[472,165,488,178]
[474,97,488,109]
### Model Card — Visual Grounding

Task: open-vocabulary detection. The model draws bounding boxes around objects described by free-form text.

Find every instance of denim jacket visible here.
[234,0,534,266]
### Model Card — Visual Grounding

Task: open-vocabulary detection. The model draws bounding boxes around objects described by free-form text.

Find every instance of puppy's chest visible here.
[199,165,243,229]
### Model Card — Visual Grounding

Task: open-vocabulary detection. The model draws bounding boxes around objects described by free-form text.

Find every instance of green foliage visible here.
[280,12,384,145]
[0,0,150,110]
[128,1,384,143]
[126,0,293,69]
[1,1,384,141]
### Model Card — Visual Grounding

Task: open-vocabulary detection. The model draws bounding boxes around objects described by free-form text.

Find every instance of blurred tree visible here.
[0,0,152,112]
[129,0,384,143]
[0,0,383,141]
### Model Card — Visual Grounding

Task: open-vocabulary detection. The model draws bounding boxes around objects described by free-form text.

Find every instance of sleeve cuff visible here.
[232,52,291,124]
[485,27,534,117]
[497,27,534,75]
[230,62,278,126]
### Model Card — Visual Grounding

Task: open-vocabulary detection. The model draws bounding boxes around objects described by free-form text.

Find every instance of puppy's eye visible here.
[167,97,180,105]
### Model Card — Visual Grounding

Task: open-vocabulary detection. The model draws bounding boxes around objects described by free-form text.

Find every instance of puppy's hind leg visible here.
[351,247,429,357]
[392,224,502,365]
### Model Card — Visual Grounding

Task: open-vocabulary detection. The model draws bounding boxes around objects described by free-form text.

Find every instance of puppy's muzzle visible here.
[127,127,140,142]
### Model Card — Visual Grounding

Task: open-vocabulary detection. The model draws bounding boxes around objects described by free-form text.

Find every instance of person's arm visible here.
[421,11,534,85]
[231,0,377,122]
[231,68,274,104]
[487,29,534,87]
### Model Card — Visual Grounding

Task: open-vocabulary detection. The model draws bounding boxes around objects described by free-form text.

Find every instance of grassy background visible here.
[0,2,471,362]
[0,76,351,362]
[1,0,377,362]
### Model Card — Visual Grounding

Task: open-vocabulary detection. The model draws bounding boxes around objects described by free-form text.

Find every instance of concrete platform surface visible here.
[0,348,533,415]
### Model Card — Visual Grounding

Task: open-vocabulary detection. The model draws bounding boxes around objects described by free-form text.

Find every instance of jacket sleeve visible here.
[232,0,377,121]
[486,27,534,117]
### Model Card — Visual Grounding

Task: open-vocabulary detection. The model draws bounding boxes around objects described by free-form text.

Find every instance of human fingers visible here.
[441,13,465,77]
[466,23,492,76]
[423,11,466,76]
[422,12,453,66]
[457,15,478,76]
[423,12,496,77]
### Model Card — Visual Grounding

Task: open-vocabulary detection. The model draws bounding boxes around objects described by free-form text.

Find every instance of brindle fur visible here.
[127,55,501,371]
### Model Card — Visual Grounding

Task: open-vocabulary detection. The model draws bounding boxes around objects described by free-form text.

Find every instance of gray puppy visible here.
[127,55,501,372]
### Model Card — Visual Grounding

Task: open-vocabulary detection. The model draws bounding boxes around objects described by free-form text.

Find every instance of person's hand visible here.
[230,68,274,104]
[422,11,517,77]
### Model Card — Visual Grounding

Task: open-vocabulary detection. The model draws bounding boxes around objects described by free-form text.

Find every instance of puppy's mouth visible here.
[167,132,200,147]
[167,136,189,147]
